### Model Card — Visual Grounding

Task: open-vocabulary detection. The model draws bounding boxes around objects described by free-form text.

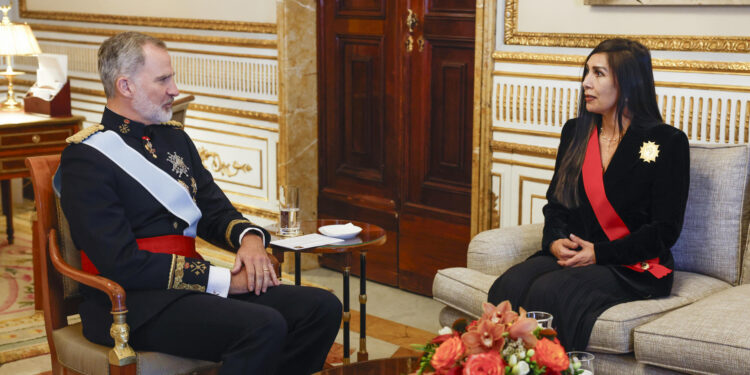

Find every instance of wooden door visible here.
[317,0,475,295]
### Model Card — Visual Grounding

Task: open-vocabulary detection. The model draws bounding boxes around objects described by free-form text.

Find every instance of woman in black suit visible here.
[487,38,690,350]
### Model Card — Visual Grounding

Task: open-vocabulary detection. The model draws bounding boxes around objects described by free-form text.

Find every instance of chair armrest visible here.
[467,223,544,276]
[48,229,127,313]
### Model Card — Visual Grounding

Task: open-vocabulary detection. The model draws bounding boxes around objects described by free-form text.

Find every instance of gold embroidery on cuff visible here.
[169,256,206,292]
[167,254,176,288]
[225,219,253,248]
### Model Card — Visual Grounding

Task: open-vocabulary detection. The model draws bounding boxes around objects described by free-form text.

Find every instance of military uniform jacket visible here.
[540,118,690,298]
[60,108,269,345]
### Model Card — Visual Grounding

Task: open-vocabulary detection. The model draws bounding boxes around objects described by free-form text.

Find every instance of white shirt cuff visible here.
[239,227,266,247]
[206,266,230,298]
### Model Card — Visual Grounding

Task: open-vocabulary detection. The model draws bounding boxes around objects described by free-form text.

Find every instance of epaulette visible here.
[66,124,105,144]
[160,120,184,129]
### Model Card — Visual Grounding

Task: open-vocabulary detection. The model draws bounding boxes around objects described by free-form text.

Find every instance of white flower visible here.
[512,361,530,375]
[438,326,453,336]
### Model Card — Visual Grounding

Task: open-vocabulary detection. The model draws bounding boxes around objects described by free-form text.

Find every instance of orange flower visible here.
[461,319,505,355]
[531,338,569,373]
[481,301,518,325]
[431,336,466,372]
[508,314,538,348]
[462,351,505,375]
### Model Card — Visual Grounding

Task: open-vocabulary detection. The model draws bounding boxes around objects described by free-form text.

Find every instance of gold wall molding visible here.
[233,203,279,220]
[492,51,750,75]
[29,24,277,49]
[188,115,278,133]
[491,172,502,229]
[492,158,555,171]
[518,176,551,225]
[19,0,275,33]
[189,104,279,123]
[493,126,560,139]
[504,0,750,53]
[198,147,253,178]
[492,141,557,158]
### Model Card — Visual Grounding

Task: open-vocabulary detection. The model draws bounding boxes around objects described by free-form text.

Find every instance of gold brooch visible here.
[639,141,660,163]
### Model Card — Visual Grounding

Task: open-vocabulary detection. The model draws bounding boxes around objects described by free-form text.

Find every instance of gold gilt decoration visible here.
[639,141,660,163]
[108,314,136,366]
[169,256,206,292]
[492,51,750,75]
[198,147,253,178]
[225,219,253,248]
[503,0,750,53]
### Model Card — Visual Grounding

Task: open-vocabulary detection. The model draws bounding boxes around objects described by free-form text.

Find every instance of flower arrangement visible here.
[413,301,584,375]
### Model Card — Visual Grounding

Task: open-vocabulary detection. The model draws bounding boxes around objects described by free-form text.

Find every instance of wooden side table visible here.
[268,219,387,365]
[0,112,84,244]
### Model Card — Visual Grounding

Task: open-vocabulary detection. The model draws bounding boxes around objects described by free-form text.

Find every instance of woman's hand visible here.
[557,234,596,268]
[550,237,578,262]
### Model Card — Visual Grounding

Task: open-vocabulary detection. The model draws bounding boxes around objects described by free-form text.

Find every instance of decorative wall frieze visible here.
[198,147,253,178]
[503,0,750,53]
[492,51,750,75]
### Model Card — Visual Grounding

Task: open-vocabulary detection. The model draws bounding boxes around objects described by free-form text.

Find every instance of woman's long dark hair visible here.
[552,38,663,208]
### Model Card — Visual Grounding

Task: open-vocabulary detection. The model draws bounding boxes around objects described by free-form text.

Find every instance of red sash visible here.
[81,235,202,275]
[582,128,671,279]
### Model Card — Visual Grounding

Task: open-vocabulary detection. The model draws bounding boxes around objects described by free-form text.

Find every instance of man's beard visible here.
[132,90,172,124]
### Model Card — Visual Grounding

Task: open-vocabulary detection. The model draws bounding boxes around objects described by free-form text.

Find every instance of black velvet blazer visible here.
[540,118,690,298]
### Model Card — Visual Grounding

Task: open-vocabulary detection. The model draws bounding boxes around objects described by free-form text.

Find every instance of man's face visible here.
[130,43,179,124]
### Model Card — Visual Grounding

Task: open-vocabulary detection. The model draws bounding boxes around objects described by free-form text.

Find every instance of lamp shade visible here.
[0,23,41,56]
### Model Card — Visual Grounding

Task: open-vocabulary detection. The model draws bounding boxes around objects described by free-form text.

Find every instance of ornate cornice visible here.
[504,0,750,53]
[29,24,277,49]
[19,0,275,33]
[492,51,750,75]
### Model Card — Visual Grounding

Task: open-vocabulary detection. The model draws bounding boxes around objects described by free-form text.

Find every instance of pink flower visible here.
[462,351,505,375]
[508,314,538,348]
[481,301,518,325]
[461,319,505,355]
[431,336,466,372]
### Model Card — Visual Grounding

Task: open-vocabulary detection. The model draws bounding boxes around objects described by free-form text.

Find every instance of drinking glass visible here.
[526,311,553,329]
[278,185,300,236]
[568,351,595,375]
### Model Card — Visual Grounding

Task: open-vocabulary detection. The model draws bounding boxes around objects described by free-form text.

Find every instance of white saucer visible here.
[318,223,362,239]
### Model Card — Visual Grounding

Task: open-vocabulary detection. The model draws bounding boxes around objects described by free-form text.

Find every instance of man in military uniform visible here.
[59,31,341,374]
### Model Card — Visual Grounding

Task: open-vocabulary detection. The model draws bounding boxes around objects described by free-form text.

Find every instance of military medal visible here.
[119,119,130,134]
[142,136,157,159]
[639,141,660,163]
[167,152,190,178]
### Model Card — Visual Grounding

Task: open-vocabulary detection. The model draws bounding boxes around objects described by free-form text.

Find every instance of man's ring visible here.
[263,268,269,272]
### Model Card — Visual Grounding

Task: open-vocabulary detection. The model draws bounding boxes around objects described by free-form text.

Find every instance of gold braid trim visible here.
[167,254,176,288]
[66,124,104,144]
[160,120,184,129]
[169,256,206,292]
[226,219,253,249]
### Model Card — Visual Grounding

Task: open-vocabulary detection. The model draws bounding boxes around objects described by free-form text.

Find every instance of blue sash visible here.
[55,130,201,237]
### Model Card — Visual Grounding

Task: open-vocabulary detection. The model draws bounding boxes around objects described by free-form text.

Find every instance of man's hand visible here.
[230,233,279,295]
[557,234,596,268]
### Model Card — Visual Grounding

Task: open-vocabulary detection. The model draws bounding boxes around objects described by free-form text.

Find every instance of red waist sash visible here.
[81,235,202,275]
[581,128,671,279]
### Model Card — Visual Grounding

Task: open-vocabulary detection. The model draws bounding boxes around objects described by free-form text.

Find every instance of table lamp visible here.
[0,3,41,111]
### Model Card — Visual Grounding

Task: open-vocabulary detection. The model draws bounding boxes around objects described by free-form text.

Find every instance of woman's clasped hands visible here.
[550,234,596,268]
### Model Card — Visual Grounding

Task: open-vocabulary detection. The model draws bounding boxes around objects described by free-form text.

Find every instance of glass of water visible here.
[278,185,300,236]
[526,311,553,329]
[568,351,594,375]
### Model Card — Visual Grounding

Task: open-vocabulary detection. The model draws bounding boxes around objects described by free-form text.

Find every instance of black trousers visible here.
[487,255,638,350]
[129,285,342,375]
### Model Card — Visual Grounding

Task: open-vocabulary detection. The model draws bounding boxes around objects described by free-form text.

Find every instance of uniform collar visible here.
[101,107,147,139]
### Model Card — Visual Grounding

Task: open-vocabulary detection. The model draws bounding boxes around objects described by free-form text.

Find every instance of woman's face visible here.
[582,53,619,119]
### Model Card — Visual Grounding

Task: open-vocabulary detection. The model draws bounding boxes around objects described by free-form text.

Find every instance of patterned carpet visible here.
[0,203,49,365]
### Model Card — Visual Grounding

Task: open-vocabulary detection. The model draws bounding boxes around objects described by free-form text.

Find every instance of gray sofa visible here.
[432,144,750,374]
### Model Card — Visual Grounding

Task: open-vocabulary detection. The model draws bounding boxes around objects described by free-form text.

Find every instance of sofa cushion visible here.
[671,144,750,285]
[432,267,495,319]
[587,271,730,354]
[634,284,750,375]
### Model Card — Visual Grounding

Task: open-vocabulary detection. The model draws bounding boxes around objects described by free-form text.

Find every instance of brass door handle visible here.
[406,9,418,33]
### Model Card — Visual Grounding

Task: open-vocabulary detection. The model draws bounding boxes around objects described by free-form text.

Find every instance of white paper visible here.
[27,54,68,101]
[270,234,343,250]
